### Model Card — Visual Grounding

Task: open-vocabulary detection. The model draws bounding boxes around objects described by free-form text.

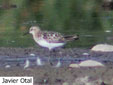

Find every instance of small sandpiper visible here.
[25,26,79,50]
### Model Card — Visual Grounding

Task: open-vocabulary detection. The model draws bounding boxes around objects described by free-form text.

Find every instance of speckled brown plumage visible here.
[42,31,65,43]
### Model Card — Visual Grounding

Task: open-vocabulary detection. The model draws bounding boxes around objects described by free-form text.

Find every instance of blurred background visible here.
[0,0,113,48]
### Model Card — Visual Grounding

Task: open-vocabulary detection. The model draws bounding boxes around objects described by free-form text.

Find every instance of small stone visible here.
[5,65,11,68]
[30,53,35,56]
[62,82,69,85]
[75,76,103,85]
[82,52,89,56]
[43,79,47,83]
[91,44,113,52]
[55,79,63,83]
[39,78,49,84]
[79,60,104,67]
[69,60,104,68]
[69,63,80,68]
[100,82,107,85]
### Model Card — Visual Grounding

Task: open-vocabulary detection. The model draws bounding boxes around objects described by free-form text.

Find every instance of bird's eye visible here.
[30,29,33,31]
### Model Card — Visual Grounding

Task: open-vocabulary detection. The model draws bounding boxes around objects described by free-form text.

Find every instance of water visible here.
[0,0,113,48]
[0,28,112,48]
[0,54,113,68]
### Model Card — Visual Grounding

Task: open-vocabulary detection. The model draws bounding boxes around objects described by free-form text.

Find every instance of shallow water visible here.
[0,47,112,68]
[1,54,113,68]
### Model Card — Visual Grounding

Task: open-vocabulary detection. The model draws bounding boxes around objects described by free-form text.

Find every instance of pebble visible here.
[62,82,69,85]
[82,52,89,56]
[91,44,113,52]
[79,60,104,67]
[30,53,35,56]
[5,65,11,68]
[69,60,104,68]
[69,63,79,68]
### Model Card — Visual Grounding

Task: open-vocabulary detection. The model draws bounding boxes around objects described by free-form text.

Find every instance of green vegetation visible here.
[0,0,112,48]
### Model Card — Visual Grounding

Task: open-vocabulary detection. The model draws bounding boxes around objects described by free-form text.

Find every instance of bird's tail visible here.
[64,35,79,41]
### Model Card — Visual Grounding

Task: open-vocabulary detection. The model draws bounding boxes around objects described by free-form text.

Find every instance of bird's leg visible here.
[61,45,66,49]
[55,48,63,67]
[48,48,52,65]
[48,48,62,67]
[48,49,57,66]
[51,48,62,67]
[52,49,57,52]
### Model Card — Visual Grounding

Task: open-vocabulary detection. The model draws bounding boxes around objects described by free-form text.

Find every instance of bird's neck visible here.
[33,31,42,40]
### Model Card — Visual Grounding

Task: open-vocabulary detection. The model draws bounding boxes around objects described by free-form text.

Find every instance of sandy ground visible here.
[0,47,112,85]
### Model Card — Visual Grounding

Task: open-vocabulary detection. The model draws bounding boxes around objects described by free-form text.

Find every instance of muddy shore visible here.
[0,47,113,85]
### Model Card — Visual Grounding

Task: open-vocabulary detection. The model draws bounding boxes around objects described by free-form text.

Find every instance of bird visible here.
[26,26,79,50]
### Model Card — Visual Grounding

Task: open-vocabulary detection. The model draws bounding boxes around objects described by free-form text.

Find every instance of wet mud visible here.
[0,47,113,85]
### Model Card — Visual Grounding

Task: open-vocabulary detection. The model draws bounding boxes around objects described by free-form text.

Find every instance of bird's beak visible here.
[23,32,29,36]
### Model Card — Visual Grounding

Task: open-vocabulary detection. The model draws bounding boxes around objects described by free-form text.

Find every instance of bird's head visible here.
[29,26,41,35]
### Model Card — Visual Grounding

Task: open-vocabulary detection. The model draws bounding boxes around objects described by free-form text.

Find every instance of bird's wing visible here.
[42,31,65,43]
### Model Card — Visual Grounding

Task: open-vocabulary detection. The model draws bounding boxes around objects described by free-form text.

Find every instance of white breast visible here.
[37,39,65,50]
[33,35,65,50]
